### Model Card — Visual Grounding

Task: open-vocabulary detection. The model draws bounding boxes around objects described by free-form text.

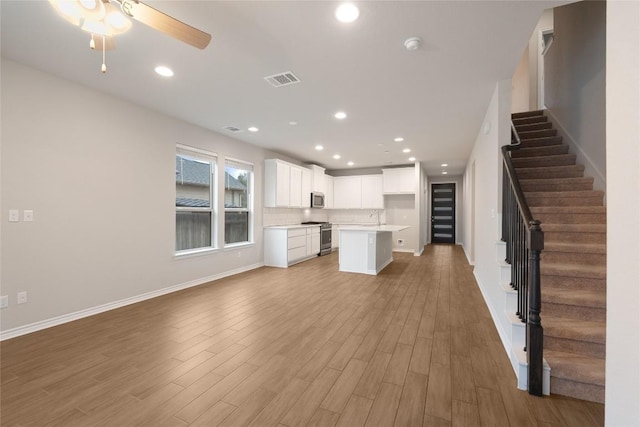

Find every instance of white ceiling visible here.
[1,1,567,175]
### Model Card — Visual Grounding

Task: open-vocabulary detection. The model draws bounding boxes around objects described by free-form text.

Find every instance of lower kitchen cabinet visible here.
[264,225,321,268]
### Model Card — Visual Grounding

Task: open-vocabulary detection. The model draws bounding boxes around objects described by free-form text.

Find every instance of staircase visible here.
[511,110,606,403]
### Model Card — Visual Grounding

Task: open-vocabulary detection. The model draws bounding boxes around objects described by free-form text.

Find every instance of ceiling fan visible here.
[49,0,212,72]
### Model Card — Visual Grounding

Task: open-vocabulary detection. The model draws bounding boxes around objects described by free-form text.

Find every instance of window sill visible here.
[223,242,255,251]
[174,247,219,259]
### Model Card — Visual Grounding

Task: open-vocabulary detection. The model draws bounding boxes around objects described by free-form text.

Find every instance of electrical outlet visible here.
[24,210,34,222]
[9,210,19,222]
[0,296,8,309]
[17,291,27,304]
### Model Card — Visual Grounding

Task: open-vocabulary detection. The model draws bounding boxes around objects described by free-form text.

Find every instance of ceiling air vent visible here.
[223,126,242,132]
[264,71,300,88]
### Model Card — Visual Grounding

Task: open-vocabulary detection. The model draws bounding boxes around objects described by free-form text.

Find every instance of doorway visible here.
[431,183,456,244]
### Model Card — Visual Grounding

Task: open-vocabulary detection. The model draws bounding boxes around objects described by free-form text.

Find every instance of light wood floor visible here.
[1,245,604,426]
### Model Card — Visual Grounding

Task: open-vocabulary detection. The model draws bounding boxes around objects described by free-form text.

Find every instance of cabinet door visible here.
[311,233,320,254]
[383,167,415,194]
[361,175,384,209]
[333,176,362,209]
[289,167,303,207]
[325,175,334,209]
[301,168,311,208]
[276,162,291,206]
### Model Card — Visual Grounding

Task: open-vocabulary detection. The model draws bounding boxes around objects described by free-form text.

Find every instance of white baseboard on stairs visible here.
[513,346,551,395]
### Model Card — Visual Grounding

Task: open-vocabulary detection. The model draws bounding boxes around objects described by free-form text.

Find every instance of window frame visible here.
[175,144,218,256]
[223,157,254,248]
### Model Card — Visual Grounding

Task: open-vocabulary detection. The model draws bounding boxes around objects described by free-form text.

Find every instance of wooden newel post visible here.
[527,220,544,396]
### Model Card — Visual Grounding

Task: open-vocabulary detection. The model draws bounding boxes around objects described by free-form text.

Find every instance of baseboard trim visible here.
[0,262,264,341]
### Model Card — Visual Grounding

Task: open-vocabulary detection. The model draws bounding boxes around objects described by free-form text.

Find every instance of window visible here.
[224,158,253,245]
[175,146,217,253]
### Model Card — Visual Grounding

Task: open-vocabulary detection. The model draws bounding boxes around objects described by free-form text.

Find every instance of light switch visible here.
[9,210,19,222]
[24,210,34,222]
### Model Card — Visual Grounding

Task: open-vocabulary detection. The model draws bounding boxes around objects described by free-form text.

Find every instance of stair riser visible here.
[521,182,594,192]
[541,274,606,291]
[512,110,544,119]
[550,378,604,404]
[541,251,606,265]
[516,166,585,180]
[518,129,557,139]
[544,337,605,358]
[511,146,570,158]
[543,302,606,322]
[513,156,576,168]
[513,116,548,126]
[515,122,553,133]
[534,212,606,224]
[543,231,606,244]
[519,137,563,148]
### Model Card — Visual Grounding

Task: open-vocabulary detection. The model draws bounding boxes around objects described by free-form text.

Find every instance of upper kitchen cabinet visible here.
[361,175,384,209]
[382,167,416,194]
[333,175,384,209]
[264,159,311,208]
[309,164,326,194]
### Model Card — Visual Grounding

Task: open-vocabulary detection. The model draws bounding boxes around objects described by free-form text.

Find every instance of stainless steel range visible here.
[301,221,332,256]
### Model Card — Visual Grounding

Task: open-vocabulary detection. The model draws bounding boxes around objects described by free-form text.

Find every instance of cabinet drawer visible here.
[288,228,306,238]
[288,235,306,249]
[307,227,320,235]
[288,246,307,262]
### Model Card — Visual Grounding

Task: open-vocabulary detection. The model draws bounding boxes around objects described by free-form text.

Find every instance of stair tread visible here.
[544,242,606,254]
[525,189,604,198]
[541,262,606,279]
[531,206,605,213]
[544,316,606,344]
[541,223,606,232]
[512,110,544,119]
[545,350,605,385]
[542,287,606,308]
[520,177,593,184]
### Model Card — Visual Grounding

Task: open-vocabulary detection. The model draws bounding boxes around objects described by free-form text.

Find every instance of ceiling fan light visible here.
[104,3,132,34]
[76,0,105,21]
[48,0,82,26]
[81,18,110,36]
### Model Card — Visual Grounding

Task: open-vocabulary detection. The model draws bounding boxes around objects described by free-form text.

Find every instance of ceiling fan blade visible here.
[122,1,212,49]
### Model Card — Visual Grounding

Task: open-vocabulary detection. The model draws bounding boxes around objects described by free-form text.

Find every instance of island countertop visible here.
[337,225,409,232]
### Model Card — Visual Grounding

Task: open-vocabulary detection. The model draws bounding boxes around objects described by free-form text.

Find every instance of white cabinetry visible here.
[333,175,383,209]
[325,175,334,209]
[333,176,362,209]
[382,167,415,194]
[309,165,326,194]
[264,226,321,268]
[264,159,312,208]
[361,175,384,209]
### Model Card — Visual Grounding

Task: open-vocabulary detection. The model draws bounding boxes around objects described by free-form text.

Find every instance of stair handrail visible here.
[502,119,545,396]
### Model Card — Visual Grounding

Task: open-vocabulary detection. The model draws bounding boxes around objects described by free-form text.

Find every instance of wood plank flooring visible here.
[0,245,604,426]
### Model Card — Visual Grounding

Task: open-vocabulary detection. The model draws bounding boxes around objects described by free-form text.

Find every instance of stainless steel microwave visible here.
[311,192,325,208]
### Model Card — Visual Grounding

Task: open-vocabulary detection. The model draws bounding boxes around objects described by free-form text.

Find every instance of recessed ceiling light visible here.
[394,137,404,142]
[334,111,347,120]
[333,154,341,160]
[442,171,448,175]
[335,3,359,23]
[315,145,324,151]
[402,148,411,153]
[289,121,297,126]
[248,127,259,132]
[441,163,448,167]
[409,157,416,161]
[154,65,174,77]
[347,161,354,166]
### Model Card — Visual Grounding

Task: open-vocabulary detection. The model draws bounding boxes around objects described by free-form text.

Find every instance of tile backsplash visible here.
[263,208,385,226]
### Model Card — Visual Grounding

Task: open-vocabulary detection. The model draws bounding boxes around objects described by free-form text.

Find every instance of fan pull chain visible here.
[90,34,95,50]
[101,36,107,73]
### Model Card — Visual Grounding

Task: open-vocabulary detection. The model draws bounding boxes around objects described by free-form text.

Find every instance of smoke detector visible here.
[404,37,422,51]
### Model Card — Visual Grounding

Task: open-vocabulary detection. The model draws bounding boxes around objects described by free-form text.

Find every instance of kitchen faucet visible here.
[370,210,381,226]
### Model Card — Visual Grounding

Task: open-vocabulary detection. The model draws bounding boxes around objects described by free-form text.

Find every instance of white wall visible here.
[462,78,512,351]
[544,0,606,192]
[384,195,418,253]
[0,60,281,335]
[511,47,530,113]
[528,9,554,110]
[605,1,640,424]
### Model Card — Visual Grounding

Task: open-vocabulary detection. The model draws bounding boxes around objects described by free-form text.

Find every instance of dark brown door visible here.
[431,183,456,244]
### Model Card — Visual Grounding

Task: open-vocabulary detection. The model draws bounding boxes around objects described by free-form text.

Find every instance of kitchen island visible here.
[338,225,410,275]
